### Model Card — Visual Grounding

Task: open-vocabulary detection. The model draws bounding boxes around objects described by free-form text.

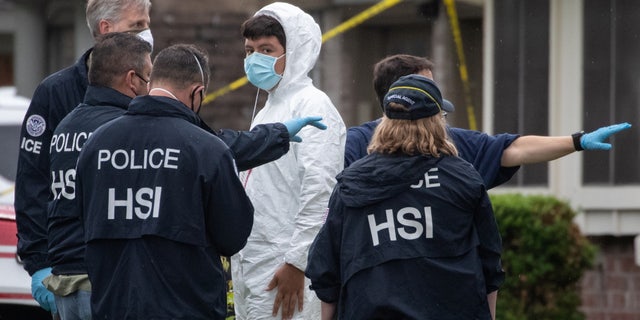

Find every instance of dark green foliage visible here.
[490,194,596,320]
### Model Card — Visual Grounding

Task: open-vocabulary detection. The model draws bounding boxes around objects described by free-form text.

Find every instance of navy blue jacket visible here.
[306,153,505,320]
[344,119,520,189]
[15,49,91,275]
[78,95,254,319]
[15,46,288,275]
[47,87,289,278]
[48,85,131,275]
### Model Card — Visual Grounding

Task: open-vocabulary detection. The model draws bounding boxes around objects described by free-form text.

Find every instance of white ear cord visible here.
[149,88,178,100]
[250,87,261,129]
[192,53,205,86]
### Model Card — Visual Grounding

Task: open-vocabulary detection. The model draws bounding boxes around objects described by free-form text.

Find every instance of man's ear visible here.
[125,70,137,88]
[98,19,111,35]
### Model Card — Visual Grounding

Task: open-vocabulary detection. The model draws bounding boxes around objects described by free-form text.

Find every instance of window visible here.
[493,0,550,186]
[583,0,640,185]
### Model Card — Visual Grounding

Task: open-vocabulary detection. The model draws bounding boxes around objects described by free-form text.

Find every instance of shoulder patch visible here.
[26,115,46,137]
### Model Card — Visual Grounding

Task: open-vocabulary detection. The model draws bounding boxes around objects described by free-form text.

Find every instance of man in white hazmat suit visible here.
[233,2,346,319]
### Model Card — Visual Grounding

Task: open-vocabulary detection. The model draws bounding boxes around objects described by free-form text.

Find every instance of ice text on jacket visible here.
[410,168,440,189]
[21,137,42,154]
[368,207,434,246]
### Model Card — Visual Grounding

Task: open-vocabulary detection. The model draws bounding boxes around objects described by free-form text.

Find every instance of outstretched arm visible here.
[202,122,289,171]
[501,122,631,167]
[202,117,326,171]
[501,135,574,167]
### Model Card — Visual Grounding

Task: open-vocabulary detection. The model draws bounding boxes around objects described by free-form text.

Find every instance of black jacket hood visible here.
[338,153,441,208]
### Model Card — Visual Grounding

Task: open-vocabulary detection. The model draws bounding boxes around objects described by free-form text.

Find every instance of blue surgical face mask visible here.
[244,52,284,91]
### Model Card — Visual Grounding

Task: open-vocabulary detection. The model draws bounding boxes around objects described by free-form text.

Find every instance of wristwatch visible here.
[572,130,585,151]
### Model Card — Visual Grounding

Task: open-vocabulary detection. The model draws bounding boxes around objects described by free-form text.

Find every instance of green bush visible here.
[490,194,596,320]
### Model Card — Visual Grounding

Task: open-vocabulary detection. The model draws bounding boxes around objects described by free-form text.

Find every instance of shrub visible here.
[490,194,596,320]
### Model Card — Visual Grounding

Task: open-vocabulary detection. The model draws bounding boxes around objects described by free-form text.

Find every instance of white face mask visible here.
[136,29,154,51]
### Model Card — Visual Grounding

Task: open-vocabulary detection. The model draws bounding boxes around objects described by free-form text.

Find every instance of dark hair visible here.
[151,44,210,90]
[373,54,435,109]
[241,15,286,50]
[88,32,152,87]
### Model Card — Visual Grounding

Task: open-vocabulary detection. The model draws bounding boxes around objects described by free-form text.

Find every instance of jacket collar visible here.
[75,48,92,93]
[127,95,201,126]
[83,85,132,110]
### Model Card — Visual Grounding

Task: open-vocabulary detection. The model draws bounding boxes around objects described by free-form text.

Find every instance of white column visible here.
[548,0,583,200]
[482,0,495,134]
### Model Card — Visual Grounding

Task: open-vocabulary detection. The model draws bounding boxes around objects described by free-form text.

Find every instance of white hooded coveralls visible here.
[232,2,346,320]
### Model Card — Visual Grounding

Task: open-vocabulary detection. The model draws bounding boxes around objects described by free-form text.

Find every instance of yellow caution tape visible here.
[443,0,478,131]
[203,0,404,103]
[0,185,14,197]
[322,0,403,43]
[203,77,248,104]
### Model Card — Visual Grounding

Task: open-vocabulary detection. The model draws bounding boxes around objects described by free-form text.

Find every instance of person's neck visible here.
[149,87,178,100]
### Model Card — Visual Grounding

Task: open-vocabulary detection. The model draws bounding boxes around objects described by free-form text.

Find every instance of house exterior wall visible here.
[580,236,640,320]
[0,1,46,98]
[486,0,640,318]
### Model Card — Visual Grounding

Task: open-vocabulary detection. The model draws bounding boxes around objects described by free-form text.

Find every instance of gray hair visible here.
[86,0,152,39]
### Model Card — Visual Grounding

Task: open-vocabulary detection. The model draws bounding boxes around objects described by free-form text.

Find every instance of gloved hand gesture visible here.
[31,267,57,313]
[283,116,327,142]
[581,122,632,150]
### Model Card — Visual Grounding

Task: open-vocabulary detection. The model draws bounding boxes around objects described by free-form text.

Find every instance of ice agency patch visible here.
[26,115,46,137]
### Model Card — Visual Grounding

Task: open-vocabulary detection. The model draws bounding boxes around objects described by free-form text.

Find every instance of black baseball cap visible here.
[383,74,444,120]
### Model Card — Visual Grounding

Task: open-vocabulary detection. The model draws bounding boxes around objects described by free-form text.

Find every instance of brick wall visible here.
[150,0,263,131]
[580,236,640,320]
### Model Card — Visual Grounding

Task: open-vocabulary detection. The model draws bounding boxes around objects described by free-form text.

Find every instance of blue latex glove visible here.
[283,116,327,142]
[31,267,57,313]
[581,122,632,150]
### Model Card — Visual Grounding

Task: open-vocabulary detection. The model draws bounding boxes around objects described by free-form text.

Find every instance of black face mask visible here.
[132,72,149,97]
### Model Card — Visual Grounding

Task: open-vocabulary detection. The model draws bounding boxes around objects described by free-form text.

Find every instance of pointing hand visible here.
[283,116,327,142]
[581,122,632,150]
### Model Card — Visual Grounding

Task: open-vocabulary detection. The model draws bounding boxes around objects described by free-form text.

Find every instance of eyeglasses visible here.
[134,72,150,84]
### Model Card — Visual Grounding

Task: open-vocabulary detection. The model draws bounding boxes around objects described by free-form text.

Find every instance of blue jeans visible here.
[54,290,92,320]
